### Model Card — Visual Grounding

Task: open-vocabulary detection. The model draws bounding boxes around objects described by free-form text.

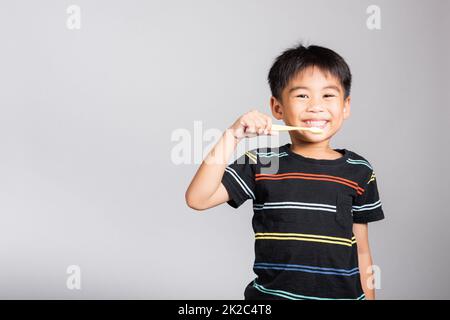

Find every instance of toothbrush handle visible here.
[271,124,309,131]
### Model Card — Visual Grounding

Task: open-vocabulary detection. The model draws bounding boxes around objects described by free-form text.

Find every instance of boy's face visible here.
[270,66,351,144]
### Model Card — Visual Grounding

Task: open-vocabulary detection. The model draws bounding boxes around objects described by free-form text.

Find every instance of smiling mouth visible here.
[302,120,329,129]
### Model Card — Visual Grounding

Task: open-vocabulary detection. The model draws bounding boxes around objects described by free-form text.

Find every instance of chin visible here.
[304,137,330,143]
[296,129,335,143]
[295,134,326,143]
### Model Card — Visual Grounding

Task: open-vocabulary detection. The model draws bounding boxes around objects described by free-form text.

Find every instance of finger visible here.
[263,116,272,134]
[240,118,251,131]
[253,117,266,135]
[265,118,278,136]
[244,118,257,135]
[258,116,270,134]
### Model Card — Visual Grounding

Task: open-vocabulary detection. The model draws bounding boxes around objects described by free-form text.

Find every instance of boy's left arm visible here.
[353,223,375,300]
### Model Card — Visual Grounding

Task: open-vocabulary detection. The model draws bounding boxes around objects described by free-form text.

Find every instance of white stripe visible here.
[352,201,382,212]
[254,201,336,209]
[254,205,336,213]
[347,158,371,164]
[224,167,255,200]
[254,201,336,213]
[258,154,288,158]
[255,151,287,155]
[255,151,288,158]
[346,159,373,170]
[352,199,381,209]
[352,203,382,212]
[224,167,253,199]
[346,159,373,169]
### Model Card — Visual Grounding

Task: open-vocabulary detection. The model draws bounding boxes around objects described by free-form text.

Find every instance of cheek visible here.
[328,110,345,127]
[285,103,306,116]
[328,104,345,120]
[331,114,344,124]
[288,97,308,107]
[329,115,345,132]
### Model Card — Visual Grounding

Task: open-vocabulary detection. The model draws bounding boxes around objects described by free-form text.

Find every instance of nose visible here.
[306,96,325,112]
[306,104,325,113]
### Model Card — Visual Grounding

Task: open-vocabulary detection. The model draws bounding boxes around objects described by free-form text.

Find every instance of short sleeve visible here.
[352,170,385,223]
[221,150,257,209]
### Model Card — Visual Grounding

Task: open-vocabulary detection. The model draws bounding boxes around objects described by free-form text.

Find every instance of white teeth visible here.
[305,120,328,128]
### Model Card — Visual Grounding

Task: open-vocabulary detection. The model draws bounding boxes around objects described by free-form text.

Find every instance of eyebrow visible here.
[289,85,341,93]
[323,85,341,92]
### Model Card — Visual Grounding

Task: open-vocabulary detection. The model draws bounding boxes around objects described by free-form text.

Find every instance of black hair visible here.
[268,44,352,101]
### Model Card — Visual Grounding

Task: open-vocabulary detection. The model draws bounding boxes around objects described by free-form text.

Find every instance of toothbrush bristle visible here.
[310,127,324,134]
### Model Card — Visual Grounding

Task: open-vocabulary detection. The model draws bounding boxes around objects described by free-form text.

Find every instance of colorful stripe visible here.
[255,172,364,195]
[255,232,357,247]
[346,158,373,170]
[367,172,376,184]
[352,200,382,212]
[253,280,365,300]
[254,262,359,276]
[224,167,255,200]
[254,201,336,213]
[255,151,289,158]
[245,151,257,164]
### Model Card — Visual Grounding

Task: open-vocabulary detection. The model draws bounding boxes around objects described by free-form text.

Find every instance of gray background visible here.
[0,0,449,299]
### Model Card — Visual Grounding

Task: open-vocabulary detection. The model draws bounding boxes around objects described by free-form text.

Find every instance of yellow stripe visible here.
[255,236,354,247]
[245,151,257,163]
[255,232,354,244]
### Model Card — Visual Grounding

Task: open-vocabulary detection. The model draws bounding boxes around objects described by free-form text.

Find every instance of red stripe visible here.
[255,173,364,195]
[256,172,360,188]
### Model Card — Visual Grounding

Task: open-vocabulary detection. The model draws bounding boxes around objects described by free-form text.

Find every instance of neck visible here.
[289,136,339,159]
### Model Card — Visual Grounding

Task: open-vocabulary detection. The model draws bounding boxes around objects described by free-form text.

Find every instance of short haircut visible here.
[268,44,352,101]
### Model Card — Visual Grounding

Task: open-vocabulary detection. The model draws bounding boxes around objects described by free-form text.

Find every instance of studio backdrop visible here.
[0,0,449,299]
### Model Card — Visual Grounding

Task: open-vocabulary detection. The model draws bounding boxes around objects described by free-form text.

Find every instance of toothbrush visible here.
[271,124,324,134]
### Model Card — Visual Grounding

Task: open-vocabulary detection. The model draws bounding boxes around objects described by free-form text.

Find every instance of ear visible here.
[270,96,284,120]
[343,96,351,120]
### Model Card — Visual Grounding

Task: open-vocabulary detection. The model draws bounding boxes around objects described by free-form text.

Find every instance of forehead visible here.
[287,66,342,90]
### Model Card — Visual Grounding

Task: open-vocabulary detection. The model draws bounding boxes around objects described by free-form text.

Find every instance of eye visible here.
[323,94,336,98]
[296,94,309,98]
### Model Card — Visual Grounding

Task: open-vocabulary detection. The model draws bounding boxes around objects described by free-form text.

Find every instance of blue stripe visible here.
[255,151,289,158]
[254,263,359,276]
[254,266,359,276]
[346,159,373,170]
[254,262,359,273]
[253,280,366,300]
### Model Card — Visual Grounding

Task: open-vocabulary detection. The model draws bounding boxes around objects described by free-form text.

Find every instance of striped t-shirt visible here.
[221,143,385,300]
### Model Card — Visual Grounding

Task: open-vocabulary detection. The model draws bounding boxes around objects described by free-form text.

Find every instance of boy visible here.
[185,44,385,300]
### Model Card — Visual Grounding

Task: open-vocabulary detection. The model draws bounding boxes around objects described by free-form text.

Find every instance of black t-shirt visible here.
[221,143,385,300]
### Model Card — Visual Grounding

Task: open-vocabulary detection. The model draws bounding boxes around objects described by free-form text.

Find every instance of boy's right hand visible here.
[228,110,279,141]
